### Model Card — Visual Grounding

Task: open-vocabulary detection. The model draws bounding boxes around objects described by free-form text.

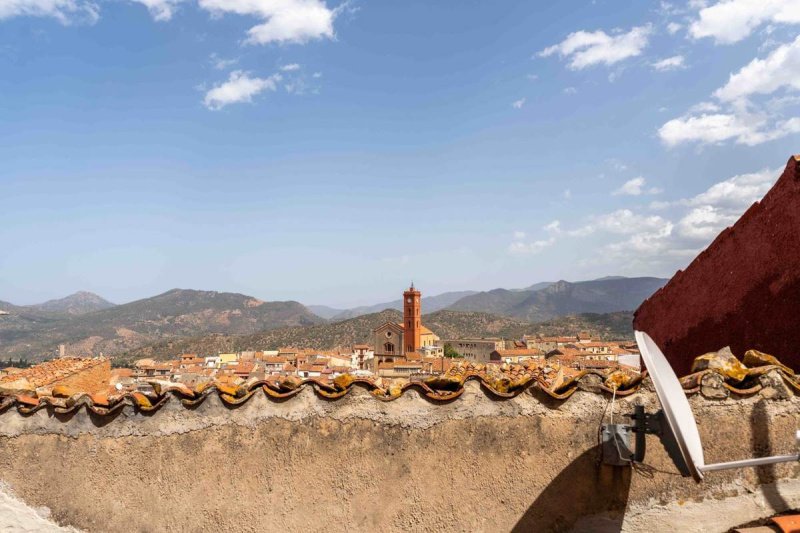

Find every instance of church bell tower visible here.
[403,283,421,354]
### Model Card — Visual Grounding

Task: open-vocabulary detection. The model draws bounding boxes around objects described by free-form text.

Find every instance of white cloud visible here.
[690,0,800,44]
[613,177,645,196]
[508,237,555,255]
[563,188,572,199]
[512,98,526,109]
[592,166,778,268]
[538,25,652,69]
[714,35,800,102]
[210,53,238,70]
[605,221,675,256]
[544,220,561,233]
[667,21,683,34]
[612,177,662,196]
[685,167,777,209]
[659,109,800,146]
[651,55,686,71]
[203,70,281,110]
[508,227,557,255]
[659,112,754,145]
[676,205,738,239]
[130,0,185,21]
[657,39,800,148]
[280,63,301,71]
[593,210,671,235]
[563,86,577,95]
[198,0,338,45]
[0,0,99,24]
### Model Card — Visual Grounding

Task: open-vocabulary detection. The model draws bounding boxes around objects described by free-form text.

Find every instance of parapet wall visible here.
[0,380,798,532]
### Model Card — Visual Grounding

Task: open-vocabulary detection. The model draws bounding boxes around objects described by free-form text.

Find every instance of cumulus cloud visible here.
[581,167,778,269]
[512,98,526,109]
[198,0,338,45]
[538,25,651,69]
[203,70,282,110]
[280,63,301,71]
[651,55,685,71]
[614,177,646,196]
[612,177,663,196]
[659,36,800,147]
[0,0,99,24]
[689,0,800,44]
[210,53,238,70]
[130,0,186,21]
[676,205,738,239]
[508,236,555,255]
[667,21,683,34]
[659,112,755,145]
[593,210,671,235]
[714,35,800,102]
[686,167,777,208]
[508,222,561,255]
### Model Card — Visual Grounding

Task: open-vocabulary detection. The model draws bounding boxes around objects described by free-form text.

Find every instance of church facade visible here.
[373,284,440,363]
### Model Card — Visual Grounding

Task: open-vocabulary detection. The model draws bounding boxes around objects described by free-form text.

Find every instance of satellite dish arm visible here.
[699,430,800,472]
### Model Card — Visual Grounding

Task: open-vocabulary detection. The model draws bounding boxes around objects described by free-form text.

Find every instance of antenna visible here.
[601,330,800,481]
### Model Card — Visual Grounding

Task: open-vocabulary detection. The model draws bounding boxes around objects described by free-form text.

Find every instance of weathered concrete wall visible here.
[0,382,797,532]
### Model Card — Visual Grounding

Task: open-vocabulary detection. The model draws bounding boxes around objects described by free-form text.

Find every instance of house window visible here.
[384,342,394,353]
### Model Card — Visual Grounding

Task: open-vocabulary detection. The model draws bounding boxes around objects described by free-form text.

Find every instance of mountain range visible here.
[310,276,667,322]
[0,276,666,361]
[308,290,479,320]
[118,308,634,363]
[0,289,321,360]
[446,277,667,322]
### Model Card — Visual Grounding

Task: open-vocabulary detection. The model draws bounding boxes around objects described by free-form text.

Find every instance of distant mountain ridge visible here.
[325,290,479,320]
[0,289,322,360]
[308,276,666,322]
[29,291,116,315]
[447,277,667,322]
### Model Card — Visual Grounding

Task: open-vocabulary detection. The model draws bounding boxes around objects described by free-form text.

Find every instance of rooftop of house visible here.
[494,348,545,356]
[0,345,795,418]
[0,357,109,391]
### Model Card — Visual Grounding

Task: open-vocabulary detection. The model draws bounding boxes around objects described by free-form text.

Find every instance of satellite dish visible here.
[635,331,705,481]
[601,331,799,481]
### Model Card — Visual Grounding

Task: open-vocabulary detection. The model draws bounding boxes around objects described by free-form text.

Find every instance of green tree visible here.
[443,343,463,358]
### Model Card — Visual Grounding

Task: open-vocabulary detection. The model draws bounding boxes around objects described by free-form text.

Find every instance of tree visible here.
[443,343,463,358]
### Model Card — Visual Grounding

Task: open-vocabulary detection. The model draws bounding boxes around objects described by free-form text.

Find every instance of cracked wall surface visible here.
[0,381,798,533]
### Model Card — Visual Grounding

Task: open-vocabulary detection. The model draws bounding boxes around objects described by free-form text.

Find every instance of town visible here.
[0,284,641,399]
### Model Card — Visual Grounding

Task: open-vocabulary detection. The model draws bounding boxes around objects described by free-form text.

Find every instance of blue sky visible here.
[2,0,800,308]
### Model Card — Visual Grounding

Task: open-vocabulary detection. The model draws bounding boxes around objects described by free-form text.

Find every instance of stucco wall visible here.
[0,381,797,532]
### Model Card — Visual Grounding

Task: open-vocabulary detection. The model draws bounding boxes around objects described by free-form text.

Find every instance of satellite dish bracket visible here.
[602,331,800,480]
[602,405,692,476]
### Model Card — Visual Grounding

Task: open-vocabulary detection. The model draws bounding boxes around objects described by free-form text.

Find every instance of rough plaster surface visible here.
[0,382,797,532]
[0,483,80,532]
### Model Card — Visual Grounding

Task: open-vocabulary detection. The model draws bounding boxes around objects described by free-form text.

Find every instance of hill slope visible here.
[329,290,479,320]
[447,277,666,322]
[29,291,116,315]
[0,289,322,360]
[119,309,634,362]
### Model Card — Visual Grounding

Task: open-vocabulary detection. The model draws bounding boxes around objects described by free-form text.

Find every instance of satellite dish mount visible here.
[601,331,800,481]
